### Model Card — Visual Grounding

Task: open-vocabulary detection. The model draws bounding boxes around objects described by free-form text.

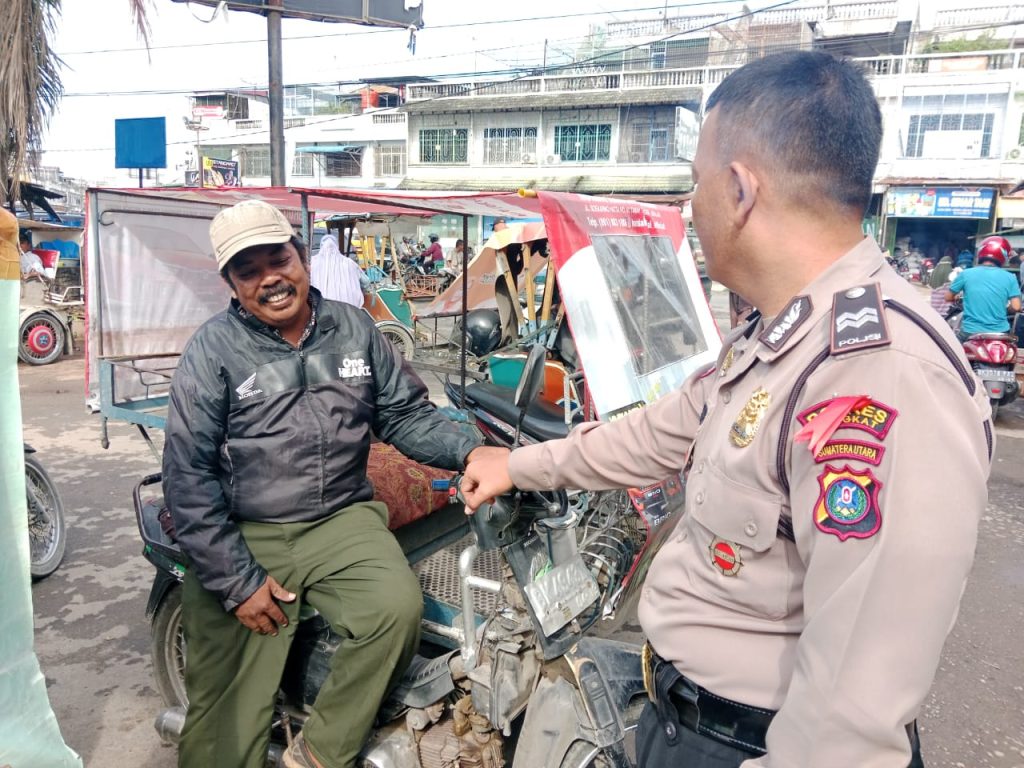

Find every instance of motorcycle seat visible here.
[461,380,582,442]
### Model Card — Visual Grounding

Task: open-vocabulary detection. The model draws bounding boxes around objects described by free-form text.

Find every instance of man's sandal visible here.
[282,733,324,768]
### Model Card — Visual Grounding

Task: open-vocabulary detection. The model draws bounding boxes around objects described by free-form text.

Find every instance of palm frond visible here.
[127,0,153,51]
[0,0,64,207]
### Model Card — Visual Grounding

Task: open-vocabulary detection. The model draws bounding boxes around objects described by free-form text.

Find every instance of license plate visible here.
[523,557,600,637]
[976,367,1016,383]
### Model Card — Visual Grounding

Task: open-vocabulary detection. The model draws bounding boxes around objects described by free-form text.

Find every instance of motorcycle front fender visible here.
[146,568,181,619]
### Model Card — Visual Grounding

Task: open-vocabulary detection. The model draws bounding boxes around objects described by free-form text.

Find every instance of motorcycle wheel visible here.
[25,455,67,579]
[152,583,189,709]
[19,312,65,366]
[558,698,644,767]
[376,321,415,361]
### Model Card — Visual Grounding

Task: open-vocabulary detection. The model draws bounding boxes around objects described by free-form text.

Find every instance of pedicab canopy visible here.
[84,187,719,419]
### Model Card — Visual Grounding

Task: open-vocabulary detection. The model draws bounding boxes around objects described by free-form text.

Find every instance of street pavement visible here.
[17,285,1024,768]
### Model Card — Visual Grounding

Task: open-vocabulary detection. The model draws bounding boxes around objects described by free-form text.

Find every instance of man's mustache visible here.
[258,283,297,304]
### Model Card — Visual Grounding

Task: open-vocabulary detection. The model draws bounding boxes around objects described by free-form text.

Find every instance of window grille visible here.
[419,128,469,163]
[483,127,538,164]
[554,124,612,162]
[377,144,406,176]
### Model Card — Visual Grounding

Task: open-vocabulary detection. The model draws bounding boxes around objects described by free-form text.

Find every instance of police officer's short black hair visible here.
[705,51,881,216]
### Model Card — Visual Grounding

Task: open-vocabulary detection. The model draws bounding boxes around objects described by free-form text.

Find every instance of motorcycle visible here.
[137,346,650,768]
[947,304,1020,418]
[24,444,68,579]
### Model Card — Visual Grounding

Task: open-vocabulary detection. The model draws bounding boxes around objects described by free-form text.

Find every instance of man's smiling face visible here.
[226,240,311,339]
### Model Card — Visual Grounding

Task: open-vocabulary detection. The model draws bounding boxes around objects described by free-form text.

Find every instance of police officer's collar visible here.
[754,237,886,362]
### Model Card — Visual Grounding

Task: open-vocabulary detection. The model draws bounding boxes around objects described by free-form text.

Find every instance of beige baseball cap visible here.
[210,199,295,271]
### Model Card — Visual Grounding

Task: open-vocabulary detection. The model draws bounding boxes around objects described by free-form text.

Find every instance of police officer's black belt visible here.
[645,644,775,755]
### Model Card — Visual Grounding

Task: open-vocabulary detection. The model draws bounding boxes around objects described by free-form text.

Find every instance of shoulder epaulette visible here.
[830,283,891,355]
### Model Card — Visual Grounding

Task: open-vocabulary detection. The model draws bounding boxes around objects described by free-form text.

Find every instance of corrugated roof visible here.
[402,87,702,114]
[398,173,693,195]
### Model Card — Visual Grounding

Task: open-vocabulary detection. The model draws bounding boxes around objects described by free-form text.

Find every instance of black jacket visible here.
[162,290,480,610]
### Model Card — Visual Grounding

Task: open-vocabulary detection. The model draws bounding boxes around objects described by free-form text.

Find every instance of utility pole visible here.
[267,0,286,186]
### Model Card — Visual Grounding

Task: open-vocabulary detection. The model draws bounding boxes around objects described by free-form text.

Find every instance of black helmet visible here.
[461,309,501,357]
[429,234,439,242]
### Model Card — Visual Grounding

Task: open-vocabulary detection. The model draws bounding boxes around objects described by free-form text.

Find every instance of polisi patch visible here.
[759,295,812,352]
[797,398,897,440]
[831,283,891,354]
[814,464,883,541]
[813,439,884,466]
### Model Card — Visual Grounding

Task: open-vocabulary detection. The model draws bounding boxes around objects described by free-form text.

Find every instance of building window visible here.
[902,93,1005,158]
[377,144,406,176]
[626,122,673,162]
[240,146,270,177]
[554,124,612,162]
[292,151,314,176]
[483,127,538,164]
[419,128,468,163]
[323,148,363,177]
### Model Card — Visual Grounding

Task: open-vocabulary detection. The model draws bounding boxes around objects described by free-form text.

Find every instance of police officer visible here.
[462,51,991,767]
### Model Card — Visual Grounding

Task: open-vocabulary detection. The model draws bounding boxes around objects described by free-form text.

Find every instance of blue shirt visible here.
[949,265,1021,334]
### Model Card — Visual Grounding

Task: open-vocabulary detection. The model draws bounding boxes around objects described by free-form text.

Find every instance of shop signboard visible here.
[886,187,994,219]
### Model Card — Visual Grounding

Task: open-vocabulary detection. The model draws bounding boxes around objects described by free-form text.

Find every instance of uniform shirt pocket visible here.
[687,462,795,620]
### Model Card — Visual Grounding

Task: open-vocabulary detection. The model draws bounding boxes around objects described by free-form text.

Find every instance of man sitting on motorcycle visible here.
[945,235,1021,342]
[162,200,484,768]
[418,234,444,273]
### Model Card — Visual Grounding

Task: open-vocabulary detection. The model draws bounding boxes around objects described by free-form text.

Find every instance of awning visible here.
[402,87,702,114]
[294,145,363,154]
[398,173,692,195]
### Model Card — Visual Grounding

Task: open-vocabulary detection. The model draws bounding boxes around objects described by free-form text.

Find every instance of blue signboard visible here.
[114,117,167,169]
[886,187,994,220]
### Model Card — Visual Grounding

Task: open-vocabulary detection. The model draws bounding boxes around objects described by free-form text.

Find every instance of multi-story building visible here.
[183,1,1024,255]
[185,84,408,190]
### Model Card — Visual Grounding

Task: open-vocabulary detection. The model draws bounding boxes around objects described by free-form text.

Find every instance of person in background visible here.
[448,239,471,273]
[946,235,1021,342]
[492,217,508,233]
[418,234,443,273]
[461,51,990,768]
[955,245,975,269]
[310,233,371,308]
[19,232,46,281]
[928,252,953,290]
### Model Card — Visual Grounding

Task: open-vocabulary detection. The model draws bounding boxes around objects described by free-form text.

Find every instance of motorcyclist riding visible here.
[945,235,1021,342]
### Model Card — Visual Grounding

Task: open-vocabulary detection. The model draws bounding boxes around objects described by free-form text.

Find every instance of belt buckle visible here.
[642,641,657,704]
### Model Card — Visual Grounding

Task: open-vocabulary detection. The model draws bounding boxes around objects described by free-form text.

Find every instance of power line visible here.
[45,0,801,154]
[55,0,773,55]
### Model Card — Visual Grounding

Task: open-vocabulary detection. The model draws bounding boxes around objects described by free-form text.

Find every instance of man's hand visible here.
[234,576,296,636]
[462,446,513,512]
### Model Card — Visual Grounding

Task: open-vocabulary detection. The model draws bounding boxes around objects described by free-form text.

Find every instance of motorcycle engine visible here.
[411,696,504,768]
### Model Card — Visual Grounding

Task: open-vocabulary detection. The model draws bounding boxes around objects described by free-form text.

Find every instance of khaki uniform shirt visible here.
[508,238,992,767]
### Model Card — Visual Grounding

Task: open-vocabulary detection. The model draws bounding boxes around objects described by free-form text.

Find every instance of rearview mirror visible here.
[514,344,547,412]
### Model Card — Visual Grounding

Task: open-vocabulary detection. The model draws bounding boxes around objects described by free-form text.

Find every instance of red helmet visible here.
[976,236,1012,266]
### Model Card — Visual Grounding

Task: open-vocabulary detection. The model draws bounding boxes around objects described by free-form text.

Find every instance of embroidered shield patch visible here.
[814,464,883,541]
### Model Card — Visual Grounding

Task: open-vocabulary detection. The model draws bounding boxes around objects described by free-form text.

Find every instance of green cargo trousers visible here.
[177,501,422,768]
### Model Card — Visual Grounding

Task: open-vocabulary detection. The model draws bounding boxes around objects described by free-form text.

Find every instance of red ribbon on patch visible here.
[794,395,871,458]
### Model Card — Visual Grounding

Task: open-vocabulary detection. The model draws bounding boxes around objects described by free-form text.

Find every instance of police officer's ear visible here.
[727,161,759,229]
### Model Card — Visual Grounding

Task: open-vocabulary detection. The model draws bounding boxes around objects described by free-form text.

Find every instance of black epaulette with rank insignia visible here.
[830,283,891,355]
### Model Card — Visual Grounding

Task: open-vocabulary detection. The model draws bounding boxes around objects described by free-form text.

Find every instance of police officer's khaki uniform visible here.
[508,238,992,766]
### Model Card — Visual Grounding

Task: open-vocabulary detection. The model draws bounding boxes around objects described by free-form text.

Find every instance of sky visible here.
[41,0,1006,183]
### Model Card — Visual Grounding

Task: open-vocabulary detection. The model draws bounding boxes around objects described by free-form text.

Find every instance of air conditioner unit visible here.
[546,154,562,165]
[1007,145,1024,161]
[521,153,537,164]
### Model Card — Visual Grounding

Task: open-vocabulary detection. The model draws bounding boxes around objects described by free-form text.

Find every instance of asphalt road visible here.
[17,317,1024,768]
